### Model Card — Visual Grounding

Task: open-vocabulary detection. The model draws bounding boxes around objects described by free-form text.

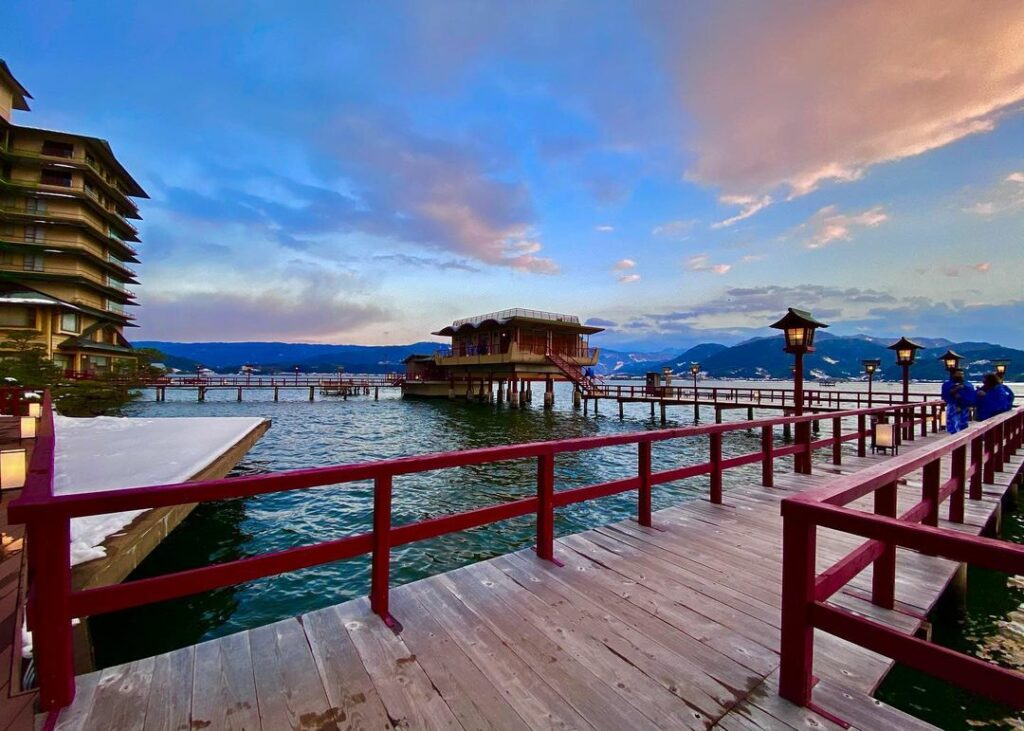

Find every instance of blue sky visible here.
[3,1,1023,350]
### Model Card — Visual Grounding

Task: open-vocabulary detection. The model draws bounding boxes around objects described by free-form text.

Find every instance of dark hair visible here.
[982,372,1000,390]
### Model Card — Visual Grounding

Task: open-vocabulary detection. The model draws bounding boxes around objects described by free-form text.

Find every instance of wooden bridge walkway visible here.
[47,432,1021,730]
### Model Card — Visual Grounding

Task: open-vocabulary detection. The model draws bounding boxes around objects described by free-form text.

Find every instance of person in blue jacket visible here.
[975,372,1015,420]
[941,369,975,433]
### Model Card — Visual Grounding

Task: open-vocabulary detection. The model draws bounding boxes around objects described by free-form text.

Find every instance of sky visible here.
[3,1,1023,351]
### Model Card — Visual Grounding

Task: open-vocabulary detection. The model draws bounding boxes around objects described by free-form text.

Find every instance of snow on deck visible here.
[54,416,267,566]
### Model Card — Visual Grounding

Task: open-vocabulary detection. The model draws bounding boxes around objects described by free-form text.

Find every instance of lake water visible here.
[88,378,1022,729]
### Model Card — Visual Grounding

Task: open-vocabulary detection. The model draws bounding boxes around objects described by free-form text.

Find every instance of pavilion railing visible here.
[9,398,943,711]
[779,406,1024,711]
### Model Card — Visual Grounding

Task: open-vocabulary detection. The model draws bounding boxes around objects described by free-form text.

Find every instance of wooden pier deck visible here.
[46,432,1021,730]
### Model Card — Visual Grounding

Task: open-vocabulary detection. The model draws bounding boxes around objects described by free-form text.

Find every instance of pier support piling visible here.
[543,377,554,410]
[573,387,581,409]
[510,379,519,409]
[618,400,624,419]
[715,406,722,424]
[198,386,206,403]
[747,406,754,421]
[237,387,242,402]
[650,401,655,420]
[497,380,505,404]
[660,401,667,425]
[693,403,700,423]
[375,387,379,401]
[309,386,315,402]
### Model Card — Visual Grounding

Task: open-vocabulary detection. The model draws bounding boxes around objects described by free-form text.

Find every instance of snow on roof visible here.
[54,415,268,566]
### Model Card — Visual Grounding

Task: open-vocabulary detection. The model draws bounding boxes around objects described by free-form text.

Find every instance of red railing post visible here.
[920,404,927,438]
[536,452,556,561]
[831,417,842,465]
[29,516,76,710]
[779,508,816,706]
[761,425,774,487]
[983,430,996,484]
[710,433,723,503]
[370,474,394,623]
[949,445,966,524]
[970,434,984,499]
[871,481,897,608]
[993,422,1004,473]
[795,419,812,475]
[923,459,941,527]
[857,414,866,457]
[638,441,652,527]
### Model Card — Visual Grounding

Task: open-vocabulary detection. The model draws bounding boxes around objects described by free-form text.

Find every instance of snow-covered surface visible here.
[822,356,839,365]
[54,415,267,566]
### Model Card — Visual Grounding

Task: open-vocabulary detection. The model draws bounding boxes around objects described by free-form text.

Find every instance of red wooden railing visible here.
[10,397,944,711]
[594,383,934,409]
[779,407,1024,711]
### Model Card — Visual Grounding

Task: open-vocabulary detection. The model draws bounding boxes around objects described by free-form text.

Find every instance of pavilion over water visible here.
[402,308,603,406]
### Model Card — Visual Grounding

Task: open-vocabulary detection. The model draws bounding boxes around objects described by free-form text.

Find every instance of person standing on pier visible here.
[941,368,975,433]
[975,372,1015,420]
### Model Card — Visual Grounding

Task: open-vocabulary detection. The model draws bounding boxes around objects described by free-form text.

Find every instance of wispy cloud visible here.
[651,219,697,238]
[687,255,732,275]
[612,258,636,271]
[681,2,1024,199]
[963,171,1024,217]
[595,224,615,232]
[802,205,888,249]
[711,195,772,228]
[617,273,641,284]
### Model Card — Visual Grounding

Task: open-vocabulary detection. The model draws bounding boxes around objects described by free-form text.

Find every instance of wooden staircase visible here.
[546,350,603,395]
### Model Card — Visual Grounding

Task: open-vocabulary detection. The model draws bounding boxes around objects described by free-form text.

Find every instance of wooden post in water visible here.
[374,387,379,401]
[237,387,242,402]
[274,386,279,402]
[497,380,505,404]
[618,400,624,419]
[660,401,666,424]
[309,386,315,401]
[510,378,519,409]
[198,386,205,402]
[572,387,581,409]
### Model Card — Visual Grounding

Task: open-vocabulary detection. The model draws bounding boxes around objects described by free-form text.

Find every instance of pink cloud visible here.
[964,171,1024,217]
[688,254,732,275]
[612,258,636,271]
[681,2,1024,200]
[803,205,888,249]
[617,273,641,284]
[711,194,772,228]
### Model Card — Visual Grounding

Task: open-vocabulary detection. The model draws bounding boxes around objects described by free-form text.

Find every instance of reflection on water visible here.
[89,379,1021,729]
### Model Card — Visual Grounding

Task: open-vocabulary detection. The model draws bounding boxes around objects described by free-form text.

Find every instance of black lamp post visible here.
[862,359,880,406]
[690,362,700,396]
[887,337,923,442]
[195,364,203,381]
[938,349,962,377]
[994,359,1009,380]
[770,308,828,474]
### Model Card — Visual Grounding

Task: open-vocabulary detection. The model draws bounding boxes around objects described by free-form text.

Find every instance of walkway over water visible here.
[43,422,1023,730]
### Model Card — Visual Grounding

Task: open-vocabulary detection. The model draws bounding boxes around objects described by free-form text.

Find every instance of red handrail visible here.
[9,397,943,710]
[778,407,1024,710]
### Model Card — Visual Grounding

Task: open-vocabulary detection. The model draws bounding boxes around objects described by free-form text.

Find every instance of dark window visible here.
[0,307,35,328]
[23,254,44,272]
[40,169,73,187]
[25,198,47,213]
[41,140,74,158]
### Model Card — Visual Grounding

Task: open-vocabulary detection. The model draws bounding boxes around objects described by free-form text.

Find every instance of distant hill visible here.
[136,341,443,374]
[654,334,1024,381]
[135,336,1023,381]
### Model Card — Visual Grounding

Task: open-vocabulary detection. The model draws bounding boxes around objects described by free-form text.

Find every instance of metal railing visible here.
[9,395,946,712]
[0,145,140,209]
[779,407,1024,710]
[0,206,139,254]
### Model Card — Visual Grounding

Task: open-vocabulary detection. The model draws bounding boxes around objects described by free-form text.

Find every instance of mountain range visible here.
[136,334,1023,382]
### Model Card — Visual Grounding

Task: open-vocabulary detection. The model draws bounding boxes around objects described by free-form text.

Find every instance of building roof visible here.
[433,308,604,336]
[0,60,32,112]
[0,284,81,310]
[402,354,437,363]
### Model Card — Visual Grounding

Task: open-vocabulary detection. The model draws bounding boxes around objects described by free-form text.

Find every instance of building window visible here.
[41,140,74,158]
[0,252,14,265]
[0,307,35,328]
[59,312,81,334]
[23,254,44,272]
[24,225,44,243]
[40,169,72,187]
[24,198,47,213]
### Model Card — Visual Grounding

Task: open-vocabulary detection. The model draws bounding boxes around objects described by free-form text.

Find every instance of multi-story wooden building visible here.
[0,60,146,375]
[403,308,603,407]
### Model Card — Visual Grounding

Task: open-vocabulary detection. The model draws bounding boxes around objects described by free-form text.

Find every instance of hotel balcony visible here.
[0,231,139,280]
[0,203,140,258]
[0,175,140,237]
[0,142,142,215]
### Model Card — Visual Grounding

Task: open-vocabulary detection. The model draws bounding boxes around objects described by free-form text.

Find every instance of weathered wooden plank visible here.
[191,631,260,731]
[302,605,395,731]
[52,674,100,731]
[80,657,155,731]
[332,598,462,730]
[249,618,337,730]
[143,645,193,731]
[387,588,531,731]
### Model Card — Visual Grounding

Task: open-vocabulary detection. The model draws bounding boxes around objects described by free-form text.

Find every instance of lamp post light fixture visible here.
[0,448,26,490]
[887,337,924,442]
[19,416,36,440]
[294,365,301,384]
[938,349,963,376]
[994,359,1009,379]
[862,359,880,407]
[770,308,828,474]
[690,362,700,393]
